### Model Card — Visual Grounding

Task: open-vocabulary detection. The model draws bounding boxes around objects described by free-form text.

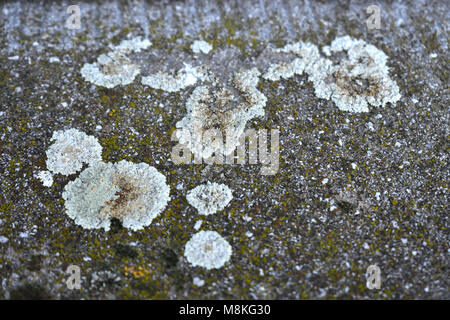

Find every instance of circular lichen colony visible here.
[184,231,232,270]
[186,182,233,215]
[80,51,141,89]
[175,67,266,159]
[62,160,170,231]
[45,128,102,176]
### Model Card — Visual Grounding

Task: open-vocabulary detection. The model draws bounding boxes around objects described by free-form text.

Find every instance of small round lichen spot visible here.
[175,68,266,159]
[36,170,53,187]
[62,160,170,231]
[191,40,213,54]
[101,160,171,231]
[141,63,208,92]
[45,128,102,176]
[186,182,233,215]
[184,231,232,270]
[261,37,401,113]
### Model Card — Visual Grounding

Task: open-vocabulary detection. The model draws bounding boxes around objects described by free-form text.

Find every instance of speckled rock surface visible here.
[0,0,448,299]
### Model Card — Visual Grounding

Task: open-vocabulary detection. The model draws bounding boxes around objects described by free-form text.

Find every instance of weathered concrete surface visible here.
[0,0,448,299]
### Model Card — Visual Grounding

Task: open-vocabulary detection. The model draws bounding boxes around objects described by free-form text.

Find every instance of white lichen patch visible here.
[36,170,53,187]
[175,67,266,159]
[111,37,152,53]
[186,182,233,215]
[184,231,232,269]
[46,128,102,176]
[141,63,209,92]
[62,160,170,231]
[262,36,401,113]
[191,40,213,54]
[81,37,151,88]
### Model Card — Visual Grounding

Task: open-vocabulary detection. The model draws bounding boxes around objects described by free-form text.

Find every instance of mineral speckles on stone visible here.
[191,40,213,54]
[36,170,53,187]
[141,63,209,92]
[184,231,232,269]
[320,36,401,112]
[262,36,401,113]
[45,128,102,176]
[62,160,170,231]
[175,68,266,159]
[80,37,151,88]
[186,182,233,215]
[80,51,141,88]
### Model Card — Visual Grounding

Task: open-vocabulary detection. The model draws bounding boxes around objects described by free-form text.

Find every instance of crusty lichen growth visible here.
[80,37,151,88]
[175,67,267,159]
[184,230,232,269]
[45,128,102,176]
[263,36,401,113]
[62,160,170,231]
[186,181,233,215]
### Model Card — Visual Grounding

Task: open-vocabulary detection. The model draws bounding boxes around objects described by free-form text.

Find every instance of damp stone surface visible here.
[80,37,151,88]
[175,67,267,159]
[45,128,102,176]
[0,0,448,300]
[184,231,232,270]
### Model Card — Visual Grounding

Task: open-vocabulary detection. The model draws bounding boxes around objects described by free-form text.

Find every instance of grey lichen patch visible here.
[184,230,232,270]
[45,128,102,176]
[262,42,321,81]
[175,67,266,159]
[318,36,401,113]
[62,160,170,231]
[262,36,401,113]
[191,40,213,54]
[141,63,210,92]
[80,37,151,88]
[186,181,233,215]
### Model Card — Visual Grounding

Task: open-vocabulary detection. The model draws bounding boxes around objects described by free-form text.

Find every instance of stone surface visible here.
[0,0,448,299]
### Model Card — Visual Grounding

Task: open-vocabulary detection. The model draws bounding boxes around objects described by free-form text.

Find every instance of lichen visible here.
[262,36,401,113]
[175,67,266,159]
[191,40,213,54]
[186,182,233,215]
[45,128,102,176]
[184,230,232,269]
[62,160,170,231]
[141,63,209,92]
[80,37,151,88]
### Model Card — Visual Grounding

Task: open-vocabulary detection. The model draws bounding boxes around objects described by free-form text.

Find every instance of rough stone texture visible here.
[0,0,448,299]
